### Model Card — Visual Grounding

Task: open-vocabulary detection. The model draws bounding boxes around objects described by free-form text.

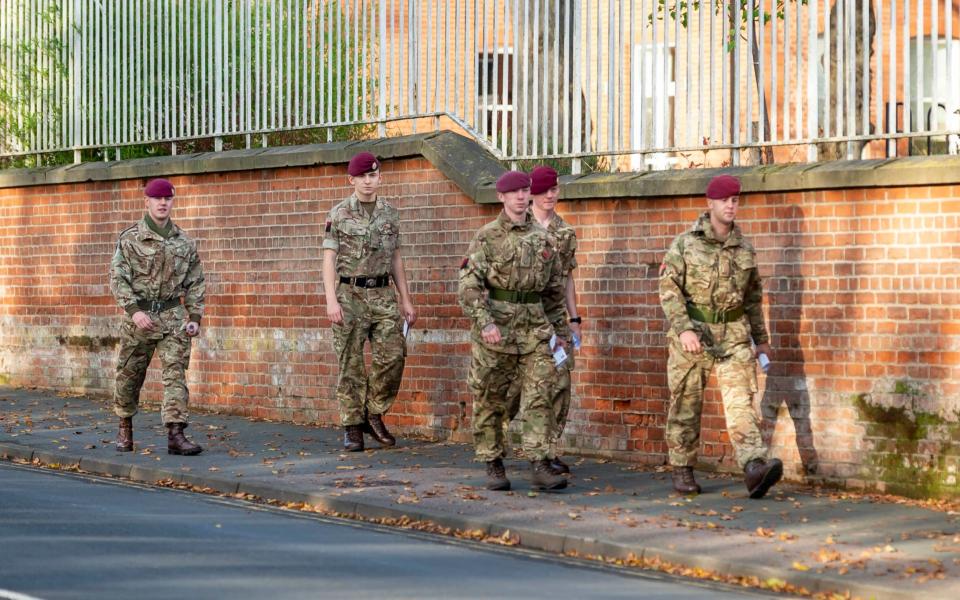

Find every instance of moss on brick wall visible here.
[854,384,960,499]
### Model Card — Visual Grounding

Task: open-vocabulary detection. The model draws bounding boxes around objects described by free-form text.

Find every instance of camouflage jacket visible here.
[659,213,768,345]
[322,194,400,277]
[458,211,569,354]
[110,216,206,322]
[541,212,578,277]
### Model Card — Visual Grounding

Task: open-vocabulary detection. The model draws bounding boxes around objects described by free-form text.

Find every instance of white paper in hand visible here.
[549,334,567,367]
[402,320,409,338]
[552,345,568,367]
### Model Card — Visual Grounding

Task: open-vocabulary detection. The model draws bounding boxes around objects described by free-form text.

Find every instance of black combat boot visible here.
[671,466,701,495]
[531,459,568,491]
[116,417,133,452]
[365,414,396,447]
[744,458,783,499]
[485,458,511,491]
[343,425,364,452]
[166,423,203,456]
[549,456,571,474]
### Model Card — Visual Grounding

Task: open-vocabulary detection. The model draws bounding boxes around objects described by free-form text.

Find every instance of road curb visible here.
[0,442,922,600]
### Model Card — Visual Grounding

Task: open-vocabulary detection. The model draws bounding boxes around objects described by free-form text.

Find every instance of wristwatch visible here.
[569,317,582,324]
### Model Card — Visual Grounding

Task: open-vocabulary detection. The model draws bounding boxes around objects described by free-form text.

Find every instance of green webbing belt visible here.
[136,298,182,313]
[488,287,542,304]
[686,303,745,324]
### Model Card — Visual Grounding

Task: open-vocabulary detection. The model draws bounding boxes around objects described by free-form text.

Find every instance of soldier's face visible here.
[499,187,531,220]
[531,185,560,212]
[707,195,739,226]
[349,170,382,199]
[145,195,174,223]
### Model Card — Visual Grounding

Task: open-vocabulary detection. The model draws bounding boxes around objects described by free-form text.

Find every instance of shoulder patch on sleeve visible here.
[325,220,332,233]
[460,257,469,270]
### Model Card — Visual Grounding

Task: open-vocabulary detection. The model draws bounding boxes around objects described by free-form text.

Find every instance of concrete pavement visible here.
[1,386,957,599]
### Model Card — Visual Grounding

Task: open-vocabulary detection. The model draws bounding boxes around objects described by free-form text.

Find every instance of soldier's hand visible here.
[679,330,702,354]
[327,299,344,325]
[755,342,772,360]
[185,321,201,337]
[132,311,156,331]
[402,299,417,326]
[569,321,582,340]
[481,323,501,344]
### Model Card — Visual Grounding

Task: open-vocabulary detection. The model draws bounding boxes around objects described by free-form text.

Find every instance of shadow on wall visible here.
[760,204,820,478]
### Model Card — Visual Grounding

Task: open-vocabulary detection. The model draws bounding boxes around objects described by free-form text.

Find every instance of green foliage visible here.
[0,2,68,167]
[2,0,377,169]
[495,126,606,176]
[649,1,808,50]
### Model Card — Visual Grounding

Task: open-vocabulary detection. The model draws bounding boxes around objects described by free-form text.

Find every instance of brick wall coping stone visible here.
[3,131,959,202]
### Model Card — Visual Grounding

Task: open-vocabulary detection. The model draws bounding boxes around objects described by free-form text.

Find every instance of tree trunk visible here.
[512,0,590,163]
[818,0,876,161]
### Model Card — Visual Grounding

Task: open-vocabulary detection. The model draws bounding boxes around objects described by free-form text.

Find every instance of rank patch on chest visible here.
[542,249,552,260]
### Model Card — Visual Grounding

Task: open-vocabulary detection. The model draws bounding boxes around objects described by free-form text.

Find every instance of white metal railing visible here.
[1,1,959,171]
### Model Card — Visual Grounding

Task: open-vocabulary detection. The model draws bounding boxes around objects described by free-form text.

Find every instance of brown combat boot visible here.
[549,456,570,475]
[365,414,396,447]
[744,458,783,499]
[485,458,511,491]
[531,459,568,491]
[343,425,364,452]
[166,423,203,456]
[671,466,701,495]
[116,417,133,452]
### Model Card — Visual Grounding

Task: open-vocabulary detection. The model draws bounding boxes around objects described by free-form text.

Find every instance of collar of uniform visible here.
[695,212,741,247]
[347,193,381,217]
[546,211,565,232]
[527,208,560,231]
[143,213,174,239]
[497,210,531,231]
[139,215,178,241]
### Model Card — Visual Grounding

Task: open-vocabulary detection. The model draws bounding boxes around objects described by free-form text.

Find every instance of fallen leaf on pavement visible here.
[755,527,776,538]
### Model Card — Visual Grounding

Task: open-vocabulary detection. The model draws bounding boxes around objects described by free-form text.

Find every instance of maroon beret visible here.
[495,170,531,193]
[705,175,741,199]
[529,166,558,195]
[144,178,175,198]
[347,151,379,176]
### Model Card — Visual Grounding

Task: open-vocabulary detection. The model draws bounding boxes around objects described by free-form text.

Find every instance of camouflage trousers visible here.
[469,341,556,462]
[114,306,192,424]
[507,352,573,458]
[666,334,765,469]
[332,285,406,426]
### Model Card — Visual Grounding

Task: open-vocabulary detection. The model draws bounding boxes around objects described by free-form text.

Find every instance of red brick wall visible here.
[1,159,958,496]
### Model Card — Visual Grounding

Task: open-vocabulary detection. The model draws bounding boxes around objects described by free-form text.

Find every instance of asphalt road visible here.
[0,462,780,600]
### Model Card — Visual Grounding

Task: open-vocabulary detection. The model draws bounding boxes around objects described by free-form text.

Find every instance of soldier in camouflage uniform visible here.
[659,174,782,499]
[322,152,417,452]
[110,178,206,455]
[458,170,569,492]
[505,166,581,476]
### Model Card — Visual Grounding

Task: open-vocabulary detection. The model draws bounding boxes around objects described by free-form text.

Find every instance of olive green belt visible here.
[136,298,182,313]
[686,303,744,324]
[488,287,541,304]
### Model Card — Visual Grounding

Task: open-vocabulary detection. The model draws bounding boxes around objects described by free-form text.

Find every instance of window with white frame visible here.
[631,43,676,171]
[476,48,515,135]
